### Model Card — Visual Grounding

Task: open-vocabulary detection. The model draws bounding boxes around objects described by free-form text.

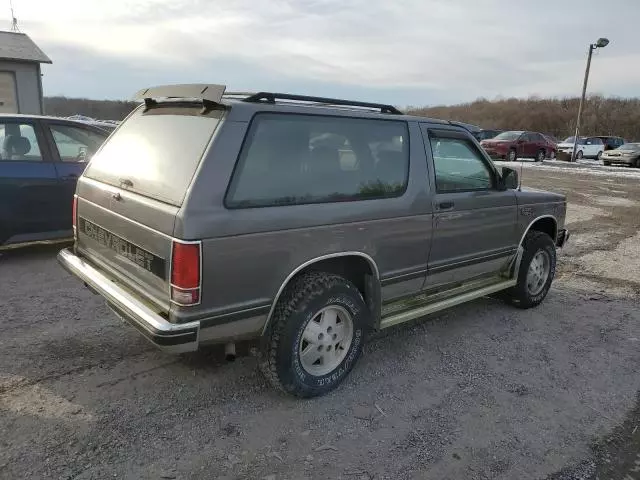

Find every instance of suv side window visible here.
[429,135,493,192]
[0,122,43,161]
[226,114,409,208]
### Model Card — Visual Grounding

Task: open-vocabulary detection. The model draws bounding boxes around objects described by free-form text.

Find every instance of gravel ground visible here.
[1,164,640,480]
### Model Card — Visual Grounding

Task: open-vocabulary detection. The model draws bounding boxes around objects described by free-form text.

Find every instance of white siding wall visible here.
[0,61,42,114]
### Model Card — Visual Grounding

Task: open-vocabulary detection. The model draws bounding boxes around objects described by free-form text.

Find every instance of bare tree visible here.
[409,95,640,141]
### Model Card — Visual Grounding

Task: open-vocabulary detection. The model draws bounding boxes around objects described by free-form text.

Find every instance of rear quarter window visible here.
[225,113,409,208]
[84,105,222,206]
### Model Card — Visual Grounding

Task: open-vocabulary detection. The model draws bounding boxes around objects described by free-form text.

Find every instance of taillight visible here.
[170,241,201,306]
[72,195,78,239]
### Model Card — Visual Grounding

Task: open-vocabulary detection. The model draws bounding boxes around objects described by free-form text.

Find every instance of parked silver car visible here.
[601,142,640,167]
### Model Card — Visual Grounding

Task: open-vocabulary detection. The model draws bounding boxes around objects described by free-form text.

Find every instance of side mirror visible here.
[501,167,519,190]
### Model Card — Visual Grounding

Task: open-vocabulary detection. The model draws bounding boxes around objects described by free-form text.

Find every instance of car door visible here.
[0,119,62,245]
[515,132,533,158]
[526,132,540,157]
[585,137,601,157]
[532,133,546,154]
[595,138,605,156]
[421,126,519,289]
[43,121,108,231]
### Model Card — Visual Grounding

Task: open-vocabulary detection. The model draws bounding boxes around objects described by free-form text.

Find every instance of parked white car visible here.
[556,136,605,160]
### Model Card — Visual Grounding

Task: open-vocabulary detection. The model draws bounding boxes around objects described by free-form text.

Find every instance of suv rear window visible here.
[84,105,222,206]
[226,113,409,208]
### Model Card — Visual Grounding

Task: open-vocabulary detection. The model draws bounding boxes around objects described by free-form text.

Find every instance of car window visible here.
[48,124,106,162]
[85,105,221,207]
[226,114,409,208]
[0,122,43,161]
[430,136,493,192]
[493,131,522,141]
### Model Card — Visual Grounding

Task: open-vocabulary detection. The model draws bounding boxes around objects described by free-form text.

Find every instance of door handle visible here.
[438,201,454,210]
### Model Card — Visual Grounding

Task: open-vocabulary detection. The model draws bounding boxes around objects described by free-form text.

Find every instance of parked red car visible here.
[480,131,556,162]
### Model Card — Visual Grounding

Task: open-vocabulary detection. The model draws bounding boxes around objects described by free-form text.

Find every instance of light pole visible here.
[571,37,609,162]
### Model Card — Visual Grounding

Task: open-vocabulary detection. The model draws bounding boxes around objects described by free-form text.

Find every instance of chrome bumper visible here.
[57,248,199,353]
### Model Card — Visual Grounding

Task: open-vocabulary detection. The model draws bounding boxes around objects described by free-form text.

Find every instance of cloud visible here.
[13,0,640,104]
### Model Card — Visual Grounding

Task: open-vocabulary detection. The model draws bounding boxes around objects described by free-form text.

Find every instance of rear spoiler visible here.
[133,84,227,112]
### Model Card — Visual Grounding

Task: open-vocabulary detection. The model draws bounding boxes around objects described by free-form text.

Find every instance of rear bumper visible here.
[602,156,637,165]
[57,248,199,353]
[556,229,570,248]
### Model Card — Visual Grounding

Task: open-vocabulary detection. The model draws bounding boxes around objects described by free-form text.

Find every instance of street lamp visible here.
[571,38,610,162]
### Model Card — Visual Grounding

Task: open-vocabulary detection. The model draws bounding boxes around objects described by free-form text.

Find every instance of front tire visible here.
[576,150,584,160]
[258,272,368,398]
[502,231,556,309]
[507,148,517,162]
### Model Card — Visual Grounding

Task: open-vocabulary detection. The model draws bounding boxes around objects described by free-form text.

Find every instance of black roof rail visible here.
[223,91,256,98]
[241,92,403,115]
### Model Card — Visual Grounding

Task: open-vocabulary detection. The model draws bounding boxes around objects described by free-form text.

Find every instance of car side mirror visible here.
[500,167,519,190]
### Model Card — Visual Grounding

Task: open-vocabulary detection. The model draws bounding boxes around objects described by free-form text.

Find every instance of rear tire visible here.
[501,231,556,309]
[258,272,368,398]
[535,149,545,162]
[550,150,556,159]
[596,151,603,160]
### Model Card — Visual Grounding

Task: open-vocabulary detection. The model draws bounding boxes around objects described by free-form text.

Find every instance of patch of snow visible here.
[494,160,640,180]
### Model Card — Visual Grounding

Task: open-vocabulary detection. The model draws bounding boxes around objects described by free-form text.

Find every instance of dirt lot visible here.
[1,164,639,480]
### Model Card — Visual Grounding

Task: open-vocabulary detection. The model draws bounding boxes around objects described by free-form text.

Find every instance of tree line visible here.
[44,96,137,121]
[408,95,640,141]
[44,94,640,141]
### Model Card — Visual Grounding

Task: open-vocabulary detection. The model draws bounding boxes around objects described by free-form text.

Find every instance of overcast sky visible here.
[7,0,640,106]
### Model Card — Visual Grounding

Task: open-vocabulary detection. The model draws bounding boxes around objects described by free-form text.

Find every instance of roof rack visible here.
[241,92,403,115]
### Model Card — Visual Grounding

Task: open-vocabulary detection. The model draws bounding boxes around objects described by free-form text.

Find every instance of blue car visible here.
[0,114,109,249]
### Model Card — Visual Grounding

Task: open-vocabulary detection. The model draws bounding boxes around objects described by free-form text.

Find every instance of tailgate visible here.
[72,102,223,312]
[75,177,177,311]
